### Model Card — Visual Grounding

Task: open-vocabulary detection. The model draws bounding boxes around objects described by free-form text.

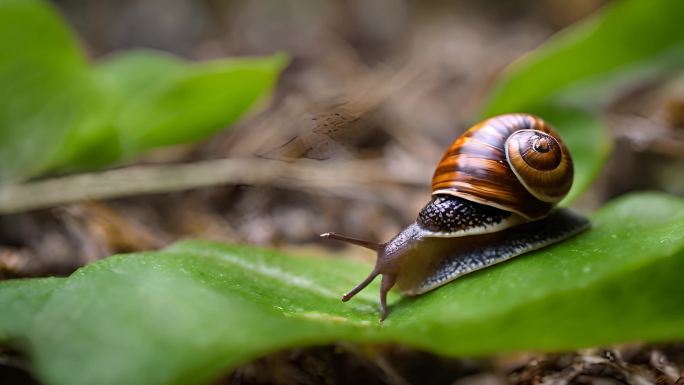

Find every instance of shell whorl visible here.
[431,114,573,220]
[505,129,572,203]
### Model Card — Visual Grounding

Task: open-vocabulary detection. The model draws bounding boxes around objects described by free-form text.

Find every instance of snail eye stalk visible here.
[320,233,380,251]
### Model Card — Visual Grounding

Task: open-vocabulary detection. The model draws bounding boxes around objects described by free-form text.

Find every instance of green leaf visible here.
[1,192,683,385]
[0,278,62,339]
[106,53,287,157]
[53,50,186,168]
[0,0,286,181]
[0,0,107,182]
[480,0,684,205]
[483,0,684,115]
[97,50,186,96]
[55,51,287,168]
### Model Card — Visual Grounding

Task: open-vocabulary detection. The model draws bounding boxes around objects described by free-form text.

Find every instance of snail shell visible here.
[432,113,573,220]
[322,113,588,321]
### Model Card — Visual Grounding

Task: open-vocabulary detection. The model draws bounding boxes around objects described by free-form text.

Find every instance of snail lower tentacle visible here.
[341,269,380,302]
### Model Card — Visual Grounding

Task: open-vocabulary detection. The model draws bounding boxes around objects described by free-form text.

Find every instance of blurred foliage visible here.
[484,0,684,113]
[0,0,286,182]
[483,0,684,206]
[1,193,683,385]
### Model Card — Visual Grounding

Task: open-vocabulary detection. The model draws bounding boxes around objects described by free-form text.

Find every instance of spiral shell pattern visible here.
[431,114,573,220]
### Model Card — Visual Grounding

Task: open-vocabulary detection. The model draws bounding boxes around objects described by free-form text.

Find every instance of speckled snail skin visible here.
[321,113,590,321]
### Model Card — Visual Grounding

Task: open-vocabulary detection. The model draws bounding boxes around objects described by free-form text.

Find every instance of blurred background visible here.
[1,0,684,383]
[2,0,681,276]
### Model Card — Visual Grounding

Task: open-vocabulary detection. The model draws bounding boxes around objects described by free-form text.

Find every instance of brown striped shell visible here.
[431,113,573,220]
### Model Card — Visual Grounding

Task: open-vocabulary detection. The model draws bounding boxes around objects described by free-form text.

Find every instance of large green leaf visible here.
[483,0,684,115]
[0,1,286,181]
[0,278,62,339]
[1,192,683,385]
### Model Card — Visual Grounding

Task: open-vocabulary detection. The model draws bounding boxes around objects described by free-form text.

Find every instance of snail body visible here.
[322,113,589,320]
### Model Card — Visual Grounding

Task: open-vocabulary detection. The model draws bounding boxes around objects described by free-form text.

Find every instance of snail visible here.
[321,113,589,321]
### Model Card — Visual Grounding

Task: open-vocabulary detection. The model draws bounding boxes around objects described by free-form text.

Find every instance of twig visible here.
[0,158,429,215]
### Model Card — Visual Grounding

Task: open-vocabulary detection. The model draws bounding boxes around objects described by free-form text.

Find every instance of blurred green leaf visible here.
[483,0,684,114]
[97,50,186,96]
[56,51,287,168]
[0,278,62,338]
[0,0,107,182]
[481,0,684,205]
[51,50,186,167]
[0,1,286,181]
[108,53,287,157]
[2,192,683,385]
